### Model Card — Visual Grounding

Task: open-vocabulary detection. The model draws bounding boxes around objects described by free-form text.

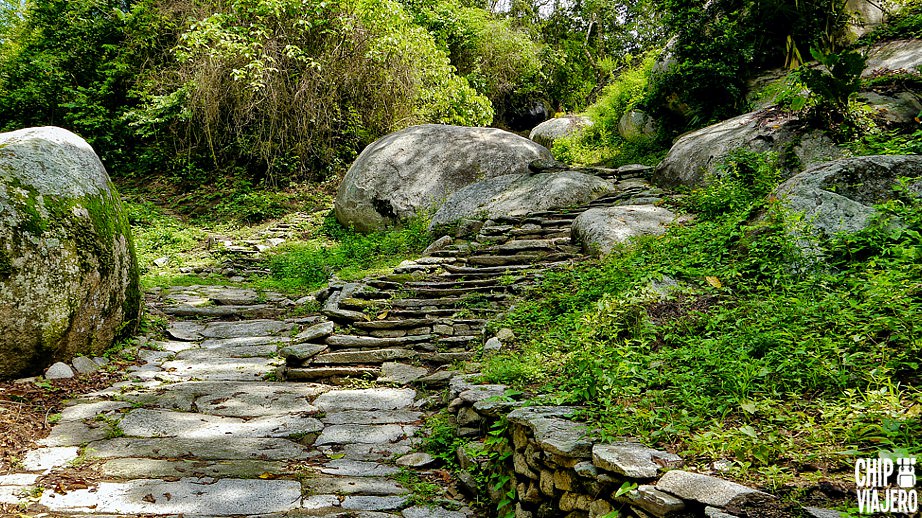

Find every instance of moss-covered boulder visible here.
[0,127,140,378]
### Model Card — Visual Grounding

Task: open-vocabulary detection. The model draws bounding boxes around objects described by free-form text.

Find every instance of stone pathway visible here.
[0,164,663,517]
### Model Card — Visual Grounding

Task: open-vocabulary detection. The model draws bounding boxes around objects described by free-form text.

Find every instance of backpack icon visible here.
[897,458,917,489]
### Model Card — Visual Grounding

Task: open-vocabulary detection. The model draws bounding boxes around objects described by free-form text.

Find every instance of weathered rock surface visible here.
[528,116,593,148]
[0,127,140,378]
[571,205,675,258]
[335,124,551,232]
[774,155,922,237]
[618,109,658,141]
[430,172,614,233]
[657,470,766,507]
[863,38,922,77]
[652,109,842,188]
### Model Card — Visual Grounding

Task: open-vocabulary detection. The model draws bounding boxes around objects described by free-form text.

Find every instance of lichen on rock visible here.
[0,126,140,378]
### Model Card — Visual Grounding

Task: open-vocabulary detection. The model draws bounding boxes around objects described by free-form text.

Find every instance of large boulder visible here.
[429,172,615,234]
[652,109,842,188]
[528,116,593,149]
[773,154,922,237]
[863,39,922,78]
[0,127,140,378]
[335,125,552,232]
[571,205,676,258]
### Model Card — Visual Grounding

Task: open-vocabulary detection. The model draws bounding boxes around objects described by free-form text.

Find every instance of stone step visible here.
[405,285,516,297]
[324,334,433,349]
[285,366,381,381]
[507,227,571,238]
[388,308,501,319]
[391,294,508,308]
[436,335,480,346]
[352,318,436,330]
[442,263,536,275]
[418,351,476,364]
[161,304,286,319]
[406,277,527,288]
[464,254,550,267]
[310,348,415,365]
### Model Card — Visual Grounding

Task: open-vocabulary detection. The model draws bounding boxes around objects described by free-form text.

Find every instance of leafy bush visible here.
[647,0,850,128]
[131,0,492,184]
[264,214,431,290]
[552,52,668,166]
[401,0,544,123]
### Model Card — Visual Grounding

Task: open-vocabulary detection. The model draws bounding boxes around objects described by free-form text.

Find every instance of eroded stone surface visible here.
[39,478,302,515]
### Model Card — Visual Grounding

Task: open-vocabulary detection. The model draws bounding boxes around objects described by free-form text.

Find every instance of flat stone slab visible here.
[38,420,110,447]
[313,348,414,364]
[657,470,765,507]
[303,476,407,496]
[118,408,323,438]
[319,459,400,477]
[281,343,329,362]
[341,495,408,511]
[200,336,291,349]
[85,437,311,461]
[314,388,416,412]
[60,400,131,422]
[160,358,278,381]
[380,362,430,384]
[321,410,423,425]
[315,424,414,446]
[320,441,415,462]
[201,320,294,339]
[22,446,79,472]
[100,458,290,479]
[294,321,335,342]
[507,406,592,458]
[403,506,468,518]
[167,321,206,341]
[39,478,302,515]
[592,443,682,479]
[123,381,325,416]
[175,344,278,360]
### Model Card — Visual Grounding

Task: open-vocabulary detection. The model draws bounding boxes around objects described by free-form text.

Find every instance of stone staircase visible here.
[278,165,662,385]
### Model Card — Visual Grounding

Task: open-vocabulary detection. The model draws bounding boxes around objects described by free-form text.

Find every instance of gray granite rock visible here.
[280,343,329,362]
[319,459,400,477]
[615,485,686,516]
[656,470,765,507]
[507,407,592,458]
[380,362,430,384]
[71,356,100,374]
[592,443,682,479]
[201,319,294,339]
[315,424,414,446]
[572,205,675,258]
[294,321,335,342]
[396,452,436,468]
[314,388,416,412]
[85,437,310,461]
[45,362,74,379]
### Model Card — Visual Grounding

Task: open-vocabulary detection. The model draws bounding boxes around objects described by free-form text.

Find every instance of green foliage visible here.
[844,128,922,155]
[263,214,431,291]
[484,151,922,478]
[647,0,850,128]
[400,0,543,121]
[552,52,669,167]
[133,0,492,184]
[858,0,922,43]
[421,411,464,468]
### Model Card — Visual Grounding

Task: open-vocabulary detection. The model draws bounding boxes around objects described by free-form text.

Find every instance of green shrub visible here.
[552,52,668,167]
[646,0,850,128]
[263,214,431,290]
[130,0,492,185]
